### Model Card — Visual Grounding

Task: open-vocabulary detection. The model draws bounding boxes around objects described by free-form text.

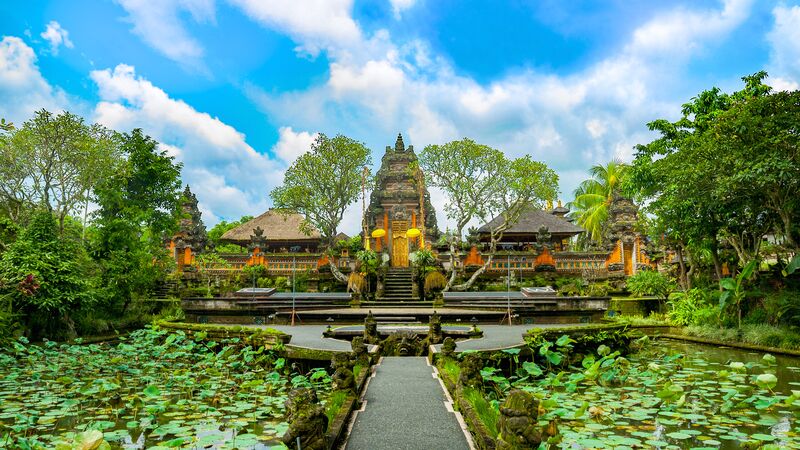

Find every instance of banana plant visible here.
[719,260,757,328]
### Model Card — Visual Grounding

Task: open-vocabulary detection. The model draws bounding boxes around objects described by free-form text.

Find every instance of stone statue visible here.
[351,336,369,365]
[380,330,424,356]
[364,310,379,344]
[441,337,457,357]
[330,352,355,393]
[428,311,443,344]
[496,389,557,449]
[458,353,483,388]
[281,388,328,450]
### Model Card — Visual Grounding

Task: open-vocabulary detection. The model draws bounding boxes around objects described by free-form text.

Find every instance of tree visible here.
[0,210,94,338]
[0,110,120,231]
[193,253,230,297]
[208,215,253,252]
[567,160,629,245]
[625,270,677,310]
[270,133,372,282]
[92,129,183,313]
[418,139,558,290]
[628,72,777,288]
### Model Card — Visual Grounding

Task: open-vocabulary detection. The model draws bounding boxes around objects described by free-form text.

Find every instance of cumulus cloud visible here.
[389,0,417,19]
[767,4,800,88]
[228,0,361,56]
[244,0,755,232]
[272,127,317,163]
[90,64,282,224]
[114,0,214,67]
[40,21,74,55]
[0,36,69,123]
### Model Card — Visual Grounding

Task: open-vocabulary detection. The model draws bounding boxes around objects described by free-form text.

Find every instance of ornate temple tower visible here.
[604,193,650,276]
[171,185,208,266]
[366,134,439,267]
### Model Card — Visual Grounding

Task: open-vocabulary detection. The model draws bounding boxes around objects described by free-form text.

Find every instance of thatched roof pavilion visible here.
[476,204,584,251]
[220,209,322,252]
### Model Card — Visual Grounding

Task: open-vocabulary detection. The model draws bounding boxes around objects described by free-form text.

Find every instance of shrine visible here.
[365,134,440,267]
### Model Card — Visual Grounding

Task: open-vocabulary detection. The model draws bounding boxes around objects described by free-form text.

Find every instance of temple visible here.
[168,133,651,280]
[365,133,439,267]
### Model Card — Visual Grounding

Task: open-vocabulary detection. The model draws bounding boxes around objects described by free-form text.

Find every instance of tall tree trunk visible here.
[675,245,689,290]
[443,238,460,292]
[328,258,349,283]
[710,241,723,289]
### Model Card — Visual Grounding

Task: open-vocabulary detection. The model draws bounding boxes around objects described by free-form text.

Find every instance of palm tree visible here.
[567,160,629,245]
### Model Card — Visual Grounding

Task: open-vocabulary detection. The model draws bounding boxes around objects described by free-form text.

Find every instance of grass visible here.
[462,386,499,438]
[683,324,800,350]
[439,359,461,384]
[607,314,670,326]
[353,364,363,379]
[325,390,349,430]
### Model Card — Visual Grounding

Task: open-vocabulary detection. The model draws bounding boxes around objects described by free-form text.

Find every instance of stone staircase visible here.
[379,267,417,302]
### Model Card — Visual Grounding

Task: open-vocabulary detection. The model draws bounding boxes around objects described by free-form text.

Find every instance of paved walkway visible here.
[438,323,589,351]
[345,357,471,450]
[262,325,353,352]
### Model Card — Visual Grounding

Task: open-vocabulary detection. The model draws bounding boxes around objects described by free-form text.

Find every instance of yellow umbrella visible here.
[406,228,421,238]
[371,228,386,238]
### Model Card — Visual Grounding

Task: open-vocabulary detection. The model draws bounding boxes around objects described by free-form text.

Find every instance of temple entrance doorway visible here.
[623,244,633,276]
[391,220,409,267]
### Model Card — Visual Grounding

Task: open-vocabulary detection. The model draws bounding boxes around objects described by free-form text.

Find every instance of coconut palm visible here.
[567,160,629,244]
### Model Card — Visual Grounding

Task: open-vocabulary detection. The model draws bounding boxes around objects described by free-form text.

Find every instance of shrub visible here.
[626,270,677,305]
[424,271,447,294]
[668,288,713,326]
[585,281,610,297]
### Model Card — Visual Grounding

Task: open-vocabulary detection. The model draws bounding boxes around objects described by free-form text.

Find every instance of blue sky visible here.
[1,0,799,233]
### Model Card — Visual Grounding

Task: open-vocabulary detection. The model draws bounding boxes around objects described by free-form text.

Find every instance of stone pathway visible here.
[262,325,352,352]
[345,357,471,450]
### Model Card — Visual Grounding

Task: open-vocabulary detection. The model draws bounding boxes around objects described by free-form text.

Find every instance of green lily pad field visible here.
[492,340,800,449]
[0,327,331,449]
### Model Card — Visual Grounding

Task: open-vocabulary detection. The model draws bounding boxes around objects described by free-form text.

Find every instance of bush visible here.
[668,288,714,326]
[626,270,677,304]
[585,281,610,297]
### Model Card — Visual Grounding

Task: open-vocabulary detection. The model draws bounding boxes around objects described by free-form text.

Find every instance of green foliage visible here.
[668,288,715,326]
[626,270,676,303]
[0,327,327,448]
[720,260,758,328]
[462,386,499,437]
[92,129,182,313]
[0,210,94,338]
[207,215,253,253]
[424,271,447,293]
[270,133,373,245]
[567,160,629,244]
[192,253,230,297]
[418,138,559,290]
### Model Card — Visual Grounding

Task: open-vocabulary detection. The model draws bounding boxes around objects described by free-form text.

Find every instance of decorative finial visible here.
[395,133,405,152]
[557,199,562,208]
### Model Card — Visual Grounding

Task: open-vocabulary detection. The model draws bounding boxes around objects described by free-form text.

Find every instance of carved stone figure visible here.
[441,337,457,357]
[458,353,483,388]
[364,310,379,344]
[351,336,369,365]
[330,353,355,393]
[496,389,556,450]
[281,388,328,450]
[428,311,443,344]
[380,330,424,356]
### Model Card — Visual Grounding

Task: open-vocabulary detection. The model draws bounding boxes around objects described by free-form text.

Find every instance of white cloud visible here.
[90,64,281,224]
[40,21,74,55]
[228,0,361,56]
[0,36,69,123]
[767,4,800,88]
[114,0,214,67]
[272,126,317,163]
[246,0,754,234]
[389,0,416,19]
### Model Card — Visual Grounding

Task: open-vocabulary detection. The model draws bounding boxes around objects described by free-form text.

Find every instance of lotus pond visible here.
[481,338,800,449]
[0,327,333,449]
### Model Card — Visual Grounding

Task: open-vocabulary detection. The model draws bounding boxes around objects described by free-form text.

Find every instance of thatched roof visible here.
[477,205,584,236]
[220,209,321,244]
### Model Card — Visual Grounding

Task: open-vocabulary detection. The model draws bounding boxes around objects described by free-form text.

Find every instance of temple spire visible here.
[395,133,405,152]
